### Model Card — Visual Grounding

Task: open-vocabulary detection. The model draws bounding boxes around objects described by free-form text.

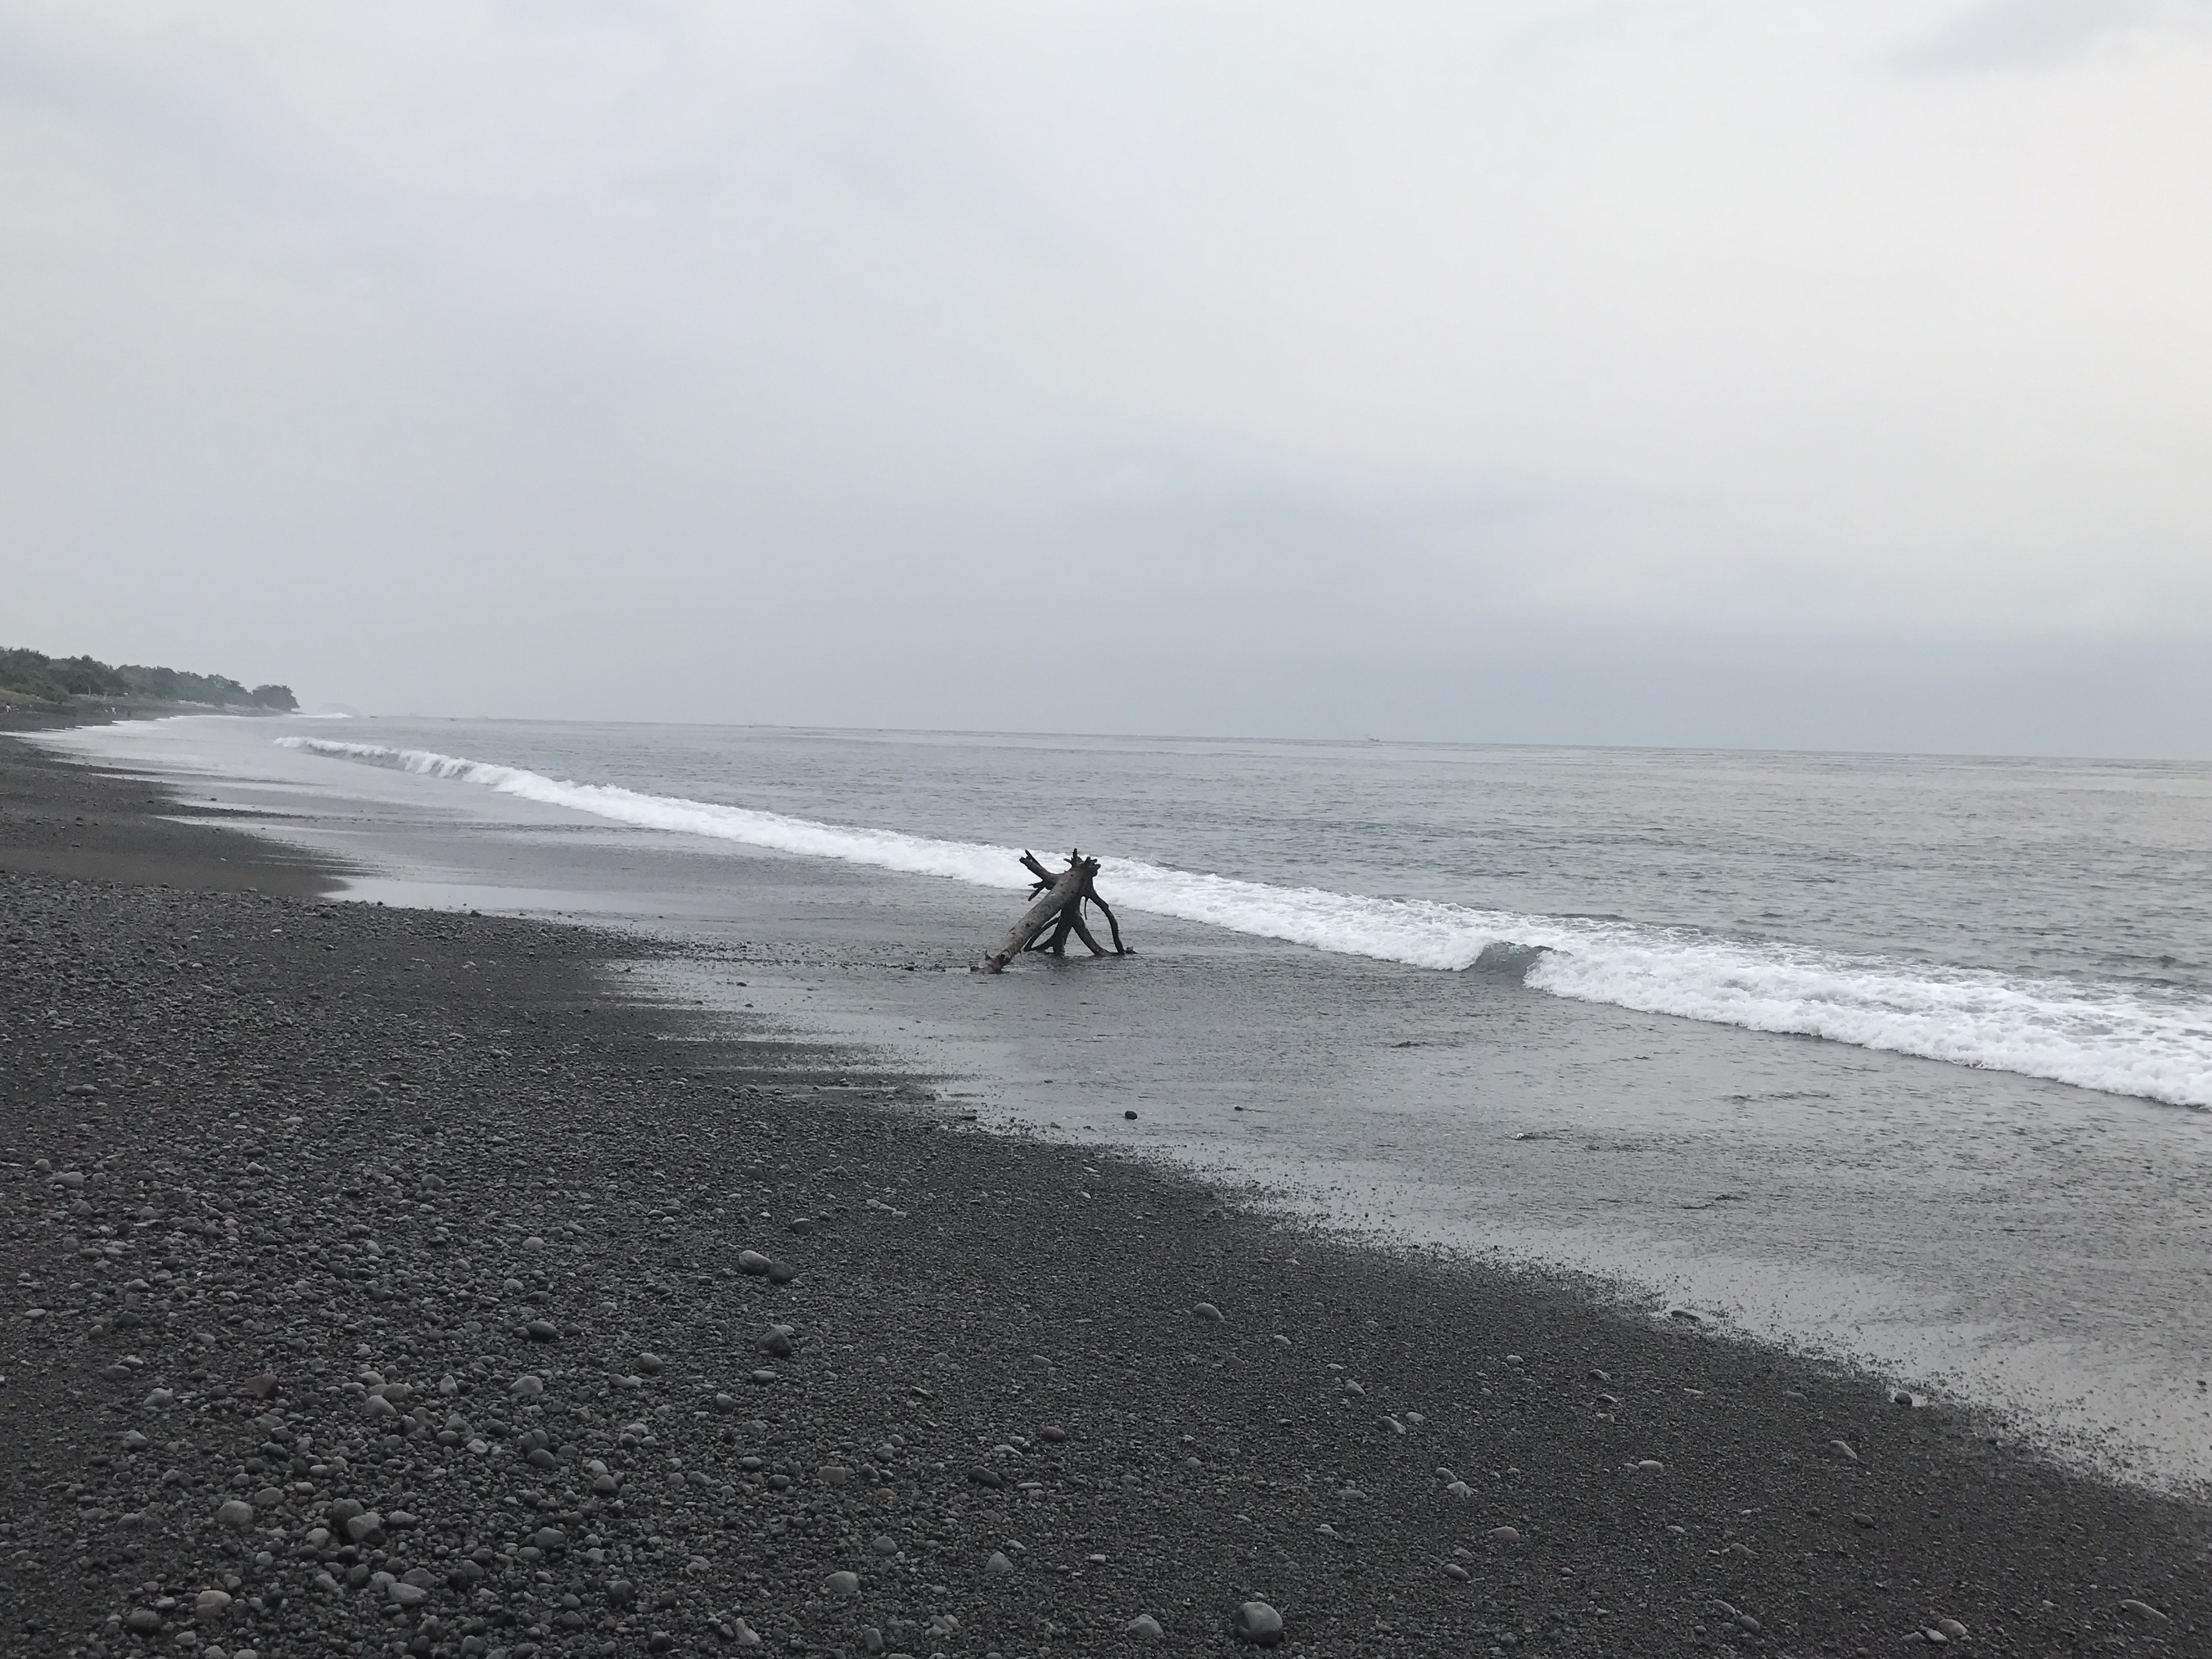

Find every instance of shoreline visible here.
[2,735,2205,1658]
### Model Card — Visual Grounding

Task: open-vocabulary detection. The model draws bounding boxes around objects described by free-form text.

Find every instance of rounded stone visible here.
[1192,1302,1224,1323]
[1125,1614,1165,1640]
[737,1250,771,1275]
[825,1571,860,1597]
[216,1499,255,1530]
[985,1551,1014,1577]
[1232,1601,1284,1646]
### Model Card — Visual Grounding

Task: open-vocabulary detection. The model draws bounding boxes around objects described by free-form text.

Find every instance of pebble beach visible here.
[3,729,2206,1659]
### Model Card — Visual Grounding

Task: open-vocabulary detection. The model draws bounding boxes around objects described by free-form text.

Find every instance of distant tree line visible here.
[0,647,296,711]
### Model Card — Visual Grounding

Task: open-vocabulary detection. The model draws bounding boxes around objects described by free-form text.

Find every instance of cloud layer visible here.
[3,2,2209,752]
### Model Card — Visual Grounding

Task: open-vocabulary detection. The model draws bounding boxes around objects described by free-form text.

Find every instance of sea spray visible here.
[277,735,2212,1109]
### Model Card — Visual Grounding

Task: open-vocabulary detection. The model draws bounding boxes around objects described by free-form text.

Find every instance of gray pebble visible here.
[1125,1613,1166,1640]
[1233,1600,1284,1646]
[1193,1302,1224,1323]
[985,1551,1014,1576]
[826,1570,860,1596]
[216,1499,255,1530]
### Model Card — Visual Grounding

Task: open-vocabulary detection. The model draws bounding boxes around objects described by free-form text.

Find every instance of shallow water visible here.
[36,714,2212,1490]
[273,721,2212,1108]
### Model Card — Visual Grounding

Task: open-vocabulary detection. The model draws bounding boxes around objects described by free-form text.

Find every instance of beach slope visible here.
[1,737,2203,1657]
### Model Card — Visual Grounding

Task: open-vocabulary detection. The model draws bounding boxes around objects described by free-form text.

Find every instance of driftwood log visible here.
[973,848,1133,973]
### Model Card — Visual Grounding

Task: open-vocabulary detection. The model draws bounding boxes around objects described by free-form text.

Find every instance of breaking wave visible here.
[278,737,2212,1109]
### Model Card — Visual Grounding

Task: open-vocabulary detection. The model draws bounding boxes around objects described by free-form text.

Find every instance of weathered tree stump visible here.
[973,848,1134,973]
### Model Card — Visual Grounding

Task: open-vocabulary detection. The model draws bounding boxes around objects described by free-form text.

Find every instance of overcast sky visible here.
[4,1,2209,754]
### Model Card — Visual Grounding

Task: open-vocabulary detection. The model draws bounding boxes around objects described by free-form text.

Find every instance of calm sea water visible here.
[286,721,2212,1108]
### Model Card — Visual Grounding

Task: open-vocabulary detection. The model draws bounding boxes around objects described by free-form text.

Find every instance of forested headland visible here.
[0,646,295,711]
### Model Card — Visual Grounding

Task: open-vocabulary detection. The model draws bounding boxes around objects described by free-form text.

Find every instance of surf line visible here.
[275,736,2212,1109]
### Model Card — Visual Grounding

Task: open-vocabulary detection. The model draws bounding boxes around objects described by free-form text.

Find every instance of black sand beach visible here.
[3,733,2206,1659]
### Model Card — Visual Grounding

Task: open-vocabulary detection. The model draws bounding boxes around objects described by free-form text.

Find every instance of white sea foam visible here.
[278,737,2212,1109]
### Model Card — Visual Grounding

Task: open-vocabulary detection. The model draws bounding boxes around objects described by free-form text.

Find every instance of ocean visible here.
[273,723,2212,1108]
[41,715,2212,1488]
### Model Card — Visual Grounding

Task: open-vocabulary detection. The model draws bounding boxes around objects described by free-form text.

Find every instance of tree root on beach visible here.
[973,848,1133,973]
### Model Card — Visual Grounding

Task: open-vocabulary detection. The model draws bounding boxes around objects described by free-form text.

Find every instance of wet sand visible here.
[2,733,2206,1658]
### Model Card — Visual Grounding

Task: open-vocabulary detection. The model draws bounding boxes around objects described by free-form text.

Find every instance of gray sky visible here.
[4,1,2209,754]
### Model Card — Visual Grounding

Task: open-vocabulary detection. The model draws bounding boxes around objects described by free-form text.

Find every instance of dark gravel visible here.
[2,733,2207,1659]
